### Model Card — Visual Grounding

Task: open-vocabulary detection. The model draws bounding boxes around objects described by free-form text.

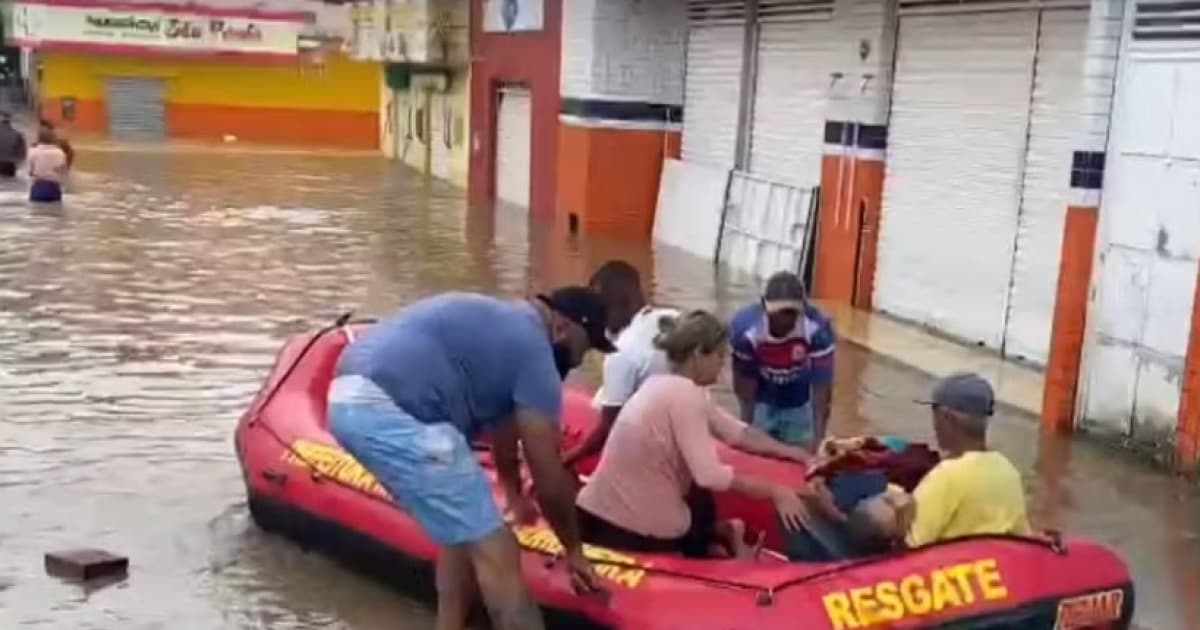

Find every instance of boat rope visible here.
[246,315,1072,606]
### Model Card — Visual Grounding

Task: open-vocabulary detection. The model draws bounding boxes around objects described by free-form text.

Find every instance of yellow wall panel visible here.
[41,52,379,112]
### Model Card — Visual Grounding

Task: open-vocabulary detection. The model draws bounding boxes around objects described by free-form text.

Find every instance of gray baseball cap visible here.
[918,372,995,417]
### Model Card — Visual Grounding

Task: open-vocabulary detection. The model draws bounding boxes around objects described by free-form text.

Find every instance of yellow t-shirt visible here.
[905,451,1031,547]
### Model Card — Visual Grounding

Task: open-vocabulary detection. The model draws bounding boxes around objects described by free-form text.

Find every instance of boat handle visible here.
[261,468,289,486]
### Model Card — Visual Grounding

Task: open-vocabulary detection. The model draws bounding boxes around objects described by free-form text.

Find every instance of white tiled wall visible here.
[1082,0,1200,439]
[560,0,686,104]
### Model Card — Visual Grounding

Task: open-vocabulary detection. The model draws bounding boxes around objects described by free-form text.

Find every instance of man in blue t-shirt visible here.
[729,271,836,449]
[328,288,614,630]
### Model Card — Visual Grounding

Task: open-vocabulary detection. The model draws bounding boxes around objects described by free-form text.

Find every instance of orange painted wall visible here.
[1177,258,1200,471]
[555,121,680,240]
[39,50,379,148]
[1042,205,1099,434]
[813,152,884,308]
[167,104,378,148]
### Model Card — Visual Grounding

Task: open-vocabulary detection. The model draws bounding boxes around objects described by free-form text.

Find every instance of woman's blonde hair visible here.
[653,310,728,363]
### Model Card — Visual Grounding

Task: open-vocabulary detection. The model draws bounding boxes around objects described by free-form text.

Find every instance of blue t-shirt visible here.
[729,302,836,409]
[335,293,562,437]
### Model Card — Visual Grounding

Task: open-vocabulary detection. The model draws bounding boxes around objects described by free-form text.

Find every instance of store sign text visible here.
[13,3,302,56]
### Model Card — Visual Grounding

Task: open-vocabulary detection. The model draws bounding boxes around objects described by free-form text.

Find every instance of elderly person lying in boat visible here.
[575,309,845,558]
[783,373,1031,561]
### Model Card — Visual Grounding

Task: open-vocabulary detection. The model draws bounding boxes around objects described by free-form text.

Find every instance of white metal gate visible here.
[747,6,834,187]
[432,92,453,181]
[681,2,744,168]
[1003,10,1087,363]
[105,77,166,142]
[496,87,532,209]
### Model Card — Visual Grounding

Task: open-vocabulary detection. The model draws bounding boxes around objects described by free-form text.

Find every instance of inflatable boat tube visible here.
[234,320,1135,630]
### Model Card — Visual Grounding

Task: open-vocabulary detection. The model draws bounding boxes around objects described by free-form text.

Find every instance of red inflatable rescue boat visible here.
[235,319,1135,629]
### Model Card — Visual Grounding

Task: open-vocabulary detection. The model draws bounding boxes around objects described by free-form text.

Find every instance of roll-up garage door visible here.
[747,3,834,187]
[875,12,1038,349]
[1002,10,1087,363]
[496,87,532,209]
[681,2,744,168]
[105,77,166,142]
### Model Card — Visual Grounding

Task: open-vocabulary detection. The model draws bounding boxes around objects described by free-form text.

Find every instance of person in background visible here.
[576,310,840,559]
[730,271,836,449]
[563,260,679,468]
[328,289,613,630]
[39,119,73,168]
[904,372,1031,546]
[27,129,67,203]
[0,112,26,177]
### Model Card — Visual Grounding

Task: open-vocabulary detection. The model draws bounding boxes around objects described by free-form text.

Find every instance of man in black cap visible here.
[729,270,835,449]
[328,288,613,630]
[905,372,1030,546]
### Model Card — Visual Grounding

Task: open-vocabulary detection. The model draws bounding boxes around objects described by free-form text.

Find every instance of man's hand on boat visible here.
[565,549,607,600]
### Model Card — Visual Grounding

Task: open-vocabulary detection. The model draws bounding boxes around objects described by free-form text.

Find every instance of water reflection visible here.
[0,148,1194,629]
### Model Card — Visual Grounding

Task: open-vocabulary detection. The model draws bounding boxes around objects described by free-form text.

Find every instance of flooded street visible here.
[0,148,1197,629]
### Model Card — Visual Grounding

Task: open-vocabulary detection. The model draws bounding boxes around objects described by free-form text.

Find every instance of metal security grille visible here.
[898,0,1086,14]
[687,0,746,25]
[104,77,166,142]
[758,0,835,22]
[1133,1,1200,41]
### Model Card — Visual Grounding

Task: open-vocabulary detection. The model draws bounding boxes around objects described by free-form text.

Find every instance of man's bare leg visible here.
[467,526,544,630]
[435,545,479,630]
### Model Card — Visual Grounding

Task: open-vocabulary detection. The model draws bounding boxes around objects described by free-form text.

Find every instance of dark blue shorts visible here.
[30,179,62,203]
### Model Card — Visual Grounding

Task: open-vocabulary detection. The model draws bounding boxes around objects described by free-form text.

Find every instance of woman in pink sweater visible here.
[576,310,842,558]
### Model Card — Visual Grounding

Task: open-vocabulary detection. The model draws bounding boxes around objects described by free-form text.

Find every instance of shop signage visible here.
[11,1,308,57]
[482,0,543,33]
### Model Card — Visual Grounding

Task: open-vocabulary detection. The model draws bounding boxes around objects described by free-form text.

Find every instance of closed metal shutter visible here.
[681,2,744,168]
[747,7,834,187]
[1002,10,1087,363]
[874,12,1038,349]
[104,77,166,142]
[496,87,532,209]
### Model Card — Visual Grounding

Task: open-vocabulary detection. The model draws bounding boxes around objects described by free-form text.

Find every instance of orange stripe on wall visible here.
[41,97,378,149]
[813,153,851,302]
[555,121,680,240]
[850,159,884,310]
[167,104,378,149]
[1041,205,1098,434]
[814,152,884,308]
[1176,254,1200,472]
[40,98,106,135]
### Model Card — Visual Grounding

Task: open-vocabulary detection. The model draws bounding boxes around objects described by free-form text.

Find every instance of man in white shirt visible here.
[563,261,679,467]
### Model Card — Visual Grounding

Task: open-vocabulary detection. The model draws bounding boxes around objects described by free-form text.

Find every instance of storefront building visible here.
[11,0,379,148]
[514,0,1200,467]
[467,0,682,238]
[349,0,470,187]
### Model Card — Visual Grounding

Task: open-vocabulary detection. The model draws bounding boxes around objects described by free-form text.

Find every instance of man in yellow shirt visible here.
[904,372,1031,547]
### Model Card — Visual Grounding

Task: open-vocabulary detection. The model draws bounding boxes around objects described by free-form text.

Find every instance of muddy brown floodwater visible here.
[0,148,1196,629]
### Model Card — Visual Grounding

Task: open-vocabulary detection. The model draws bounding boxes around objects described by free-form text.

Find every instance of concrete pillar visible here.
[812,0,895,308]
[555,0,686,240]
[1041,0,1125,433]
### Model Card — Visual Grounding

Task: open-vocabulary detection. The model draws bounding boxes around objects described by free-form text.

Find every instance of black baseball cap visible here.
[917,372,996,418]
[539,287,617,353]
[763,271,807,313]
